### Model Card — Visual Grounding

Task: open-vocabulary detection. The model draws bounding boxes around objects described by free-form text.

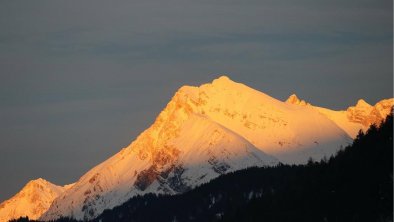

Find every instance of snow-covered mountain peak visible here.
[9,76,391,221]
[170,76,279,115]
[16,179,65,199]
[374,98,394,117]
[286,94,299,103]
[25,178,47,187]
[212,75,233,86]
[207,75,264,94]
[41,112,278,220]
[286,94,310,106]
[355,99,371,108]
[346,98,393,127]
[41,77,280,221]
[157,78,350,164]
[288,96,393,138]
[0,179,67,222]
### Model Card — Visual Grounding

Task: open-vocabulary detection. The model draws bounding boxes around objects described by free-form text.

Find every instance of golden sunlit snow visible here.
[1,76,392,222]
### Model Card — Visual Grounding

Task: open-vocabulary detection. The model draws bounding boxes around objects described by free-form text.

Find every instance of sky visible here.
[0,0,392,201]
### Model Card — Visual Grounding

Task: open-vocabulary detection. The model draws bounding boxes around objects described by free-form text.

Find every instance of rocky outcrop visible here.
[346,99,394,127]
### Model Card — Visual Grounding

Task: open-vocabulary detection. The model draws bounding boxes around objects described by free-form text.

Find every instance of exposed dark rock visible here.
[134,166,158,191]
[208,155,230,175]
[167,166,190,193]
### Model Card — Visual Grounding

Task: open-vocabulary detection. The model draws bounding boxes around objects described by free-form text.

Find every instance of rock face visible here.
[286,95,394,138]
[346,99,394,127]
[286,94,311,106]
[0,179,72,222]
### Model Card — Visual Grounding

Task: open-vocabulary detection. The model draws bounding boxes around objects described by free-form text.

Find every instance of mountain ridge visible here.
[40,77,282,220]
[1,76,392,222]
[286,93,394,137]
[0,179,73,222]
[91,113,392,222]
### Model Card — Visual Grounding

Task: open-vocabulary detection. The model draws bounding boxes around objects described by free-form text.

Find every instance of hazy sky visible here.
[0,0,392,201]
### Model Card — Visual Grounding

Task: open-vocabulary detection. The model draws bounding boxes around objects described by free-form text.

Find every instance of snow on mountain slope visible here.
[41,76,356,221]
[175,76,351,163]
[0,179,72,222]
[41,88,278,221]
[286,94,394,138]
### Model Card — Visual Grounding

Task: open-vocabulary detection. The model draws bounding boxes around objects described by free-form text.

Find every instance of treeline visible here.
[12,113,393,222]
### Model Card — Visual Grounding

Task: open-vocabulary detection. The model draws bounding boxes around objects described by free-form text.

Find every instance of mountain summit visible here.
[286,94,394,137]
[41,76,353,220]
[1,76,392,222]
[41,77,281,221]
[286,94,310,106]
[0,179,72,222]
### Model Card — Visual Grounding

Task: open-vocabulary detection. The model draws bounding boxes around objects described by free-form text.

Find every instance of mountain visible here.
[92,113,393,222]
[0,179,72,222]
[41,114,277,221]
[286,94,394,138]
[40,77,282,221]
[40,76,354,220]
[3,76,392,221]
